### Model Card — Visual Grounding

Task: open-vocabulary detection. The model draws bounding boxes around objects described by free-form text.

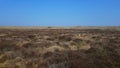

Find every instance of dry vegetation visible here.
[0,28,120,68]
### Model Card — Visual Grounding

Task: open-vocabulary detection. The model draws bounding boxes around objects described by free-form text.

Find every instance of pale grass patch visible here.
[0,34,7,36]
[44,46,65,53]
[69,45,78,51]
[79,44,91,50]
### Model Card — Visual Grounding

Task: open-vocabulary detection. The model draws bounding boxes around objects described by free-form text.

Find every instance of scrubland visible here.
[0,28,120,68]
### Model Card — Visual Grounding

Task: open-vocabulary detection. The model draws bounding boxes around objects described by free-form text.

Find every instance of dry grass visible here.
[45,46,65,53]
[0,28,120,68]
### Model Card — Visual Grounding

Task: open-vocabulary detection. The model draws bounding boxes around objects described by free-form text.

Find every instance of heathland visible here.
[0,26,120,68]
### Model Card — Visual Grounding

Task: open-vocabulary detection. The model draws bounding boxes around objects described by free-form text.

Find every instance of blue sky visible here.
[0,0,120,26]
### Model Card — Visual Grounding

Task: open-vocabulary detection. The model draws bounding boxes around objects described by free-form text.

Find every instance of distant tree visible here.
[48,26,52,28]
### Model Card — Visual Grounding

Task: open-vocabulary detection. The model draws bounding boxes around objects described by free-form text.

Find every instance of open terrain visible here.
[0,26,120,68]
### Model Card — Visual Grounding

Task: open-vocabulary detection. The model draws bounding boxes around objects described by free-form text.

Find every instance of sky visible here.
[0,0,120,26]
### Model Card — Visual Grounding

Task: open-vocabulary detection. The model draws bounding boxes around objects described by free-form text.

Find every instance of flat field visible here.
[0,27,120,68]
